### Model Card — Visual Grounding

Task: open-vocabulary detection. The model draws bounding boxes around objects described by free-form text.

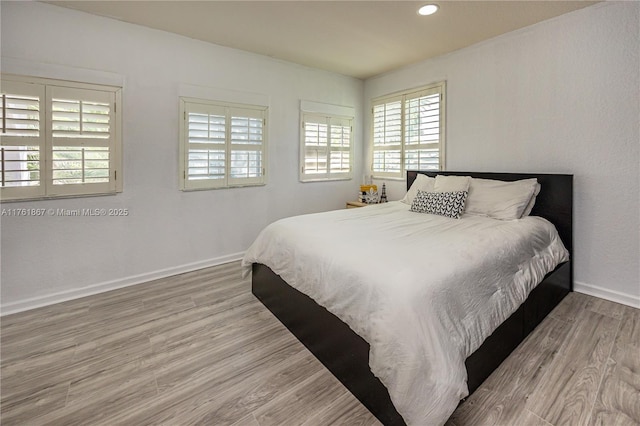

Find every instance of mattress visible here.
[242,201,569,425]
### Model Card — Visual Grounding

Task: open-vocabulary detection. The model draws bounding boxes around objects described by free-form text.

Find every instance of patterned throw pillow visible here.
[410,190,468,219]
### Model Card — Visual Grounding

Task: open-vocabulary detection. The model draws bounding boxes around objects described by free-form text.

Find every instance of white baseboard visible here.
[574,281,640,309]
[1,252,245,316]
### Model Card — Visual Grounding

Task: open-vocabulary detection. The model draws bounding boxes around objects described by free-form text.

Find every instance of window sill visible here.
[180,183,266,192]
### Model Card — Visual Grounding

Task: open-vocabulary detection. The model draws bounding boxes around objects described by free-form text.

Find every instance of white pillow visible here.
[434,175,471,192]
[521,183,541,217]
[465,177,539,220]
[401,174,435,205]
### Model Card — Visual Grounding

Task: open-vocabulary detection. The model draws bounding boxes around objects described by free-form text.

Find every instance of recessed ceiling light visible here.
[418,4,439,16]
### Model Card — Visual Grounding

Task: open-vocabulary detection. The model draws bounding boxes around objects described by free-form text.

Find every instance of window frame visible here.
[0,74,122,202]
[370,81,446,180]
[299,101,354,183]
[179,97,268,191]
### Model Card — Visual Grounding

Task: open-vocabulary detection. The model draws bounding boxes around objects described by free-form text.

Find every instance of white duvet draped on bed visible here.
[241,201,569,425]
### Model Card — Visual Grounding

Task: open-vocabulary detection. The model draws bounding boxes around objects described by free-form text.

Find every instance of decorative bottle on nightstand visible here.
[380,183,388,203]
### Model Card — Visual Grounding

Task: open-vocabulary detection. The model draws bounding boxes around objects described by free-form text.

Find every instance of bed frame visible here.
[252,171,573,425]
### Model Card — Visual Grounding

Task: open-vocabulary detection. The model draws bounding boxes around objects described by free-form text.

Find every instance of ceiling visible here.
[46,1,598,80]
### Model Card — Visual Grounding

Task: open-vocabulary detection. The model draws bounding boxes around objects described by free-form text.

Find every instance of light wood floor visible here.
[1,261,638,425]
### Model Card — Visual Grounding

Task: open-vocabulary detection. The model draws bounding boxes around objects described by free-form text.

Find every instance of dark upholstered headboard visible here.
[406,170,573,257]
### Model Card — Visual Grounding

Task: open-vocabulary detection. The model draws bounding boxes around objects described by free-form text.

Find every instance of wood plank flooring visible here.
[1,261,638,425]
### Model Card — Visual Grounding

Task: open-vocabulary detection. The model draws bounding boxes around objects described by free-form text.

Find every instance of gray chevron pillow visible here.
[410,190,468,219]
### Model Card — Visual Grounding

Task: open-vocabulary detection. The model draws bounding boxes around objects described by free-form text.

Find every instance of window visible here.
[0,76,122,201]
[179,98,267,190]
[299,101,354,182]
[371,82,445,179]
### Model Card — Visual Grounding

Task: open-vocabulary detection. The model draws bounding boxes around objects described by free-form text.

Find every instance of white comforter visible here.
[241,201,569,425]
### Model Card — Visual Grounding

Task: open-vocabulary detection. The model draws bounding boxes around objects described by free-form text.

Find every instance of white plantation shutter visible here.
[48,86,116,196]
[185,103,226,189]
[371,82,445,178]
[180,98,267,190]
[303,115,329,176]
[229,108,264,186]
[1,75,121,201]
[0,81,46,199]
[372,98,402,178]
[404,88,441,171]
[300,112,353,182]
[329,117,351,175]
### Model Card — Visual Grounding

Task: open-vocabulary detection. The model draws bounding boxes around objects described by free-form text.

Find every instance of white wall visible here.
[365,2,639,307]
[0,2,364,313]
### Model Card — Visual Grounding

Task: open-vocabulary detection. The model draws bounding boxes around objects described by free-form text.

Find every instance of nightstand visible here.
[346,201,368,209]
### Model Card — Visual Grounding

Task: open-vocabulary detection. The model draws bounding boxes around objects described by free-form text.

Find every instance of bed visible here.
[243,171,572,425]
